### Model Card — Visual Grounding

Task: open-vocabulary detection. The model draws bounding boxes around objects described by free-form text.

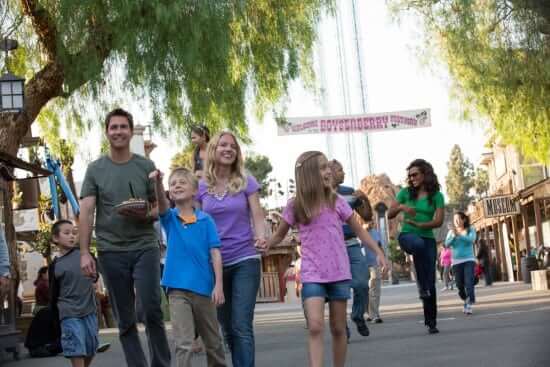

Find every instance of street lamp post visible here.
[0,38,25,113]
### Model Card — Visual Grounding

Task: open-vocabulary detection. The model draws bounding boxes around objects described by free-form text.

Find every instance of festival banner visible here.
[276,108,431,136]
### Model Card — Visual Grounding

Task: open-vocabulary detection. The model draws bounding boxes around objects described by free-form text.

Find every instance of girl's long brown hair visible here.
[293,151,336,224]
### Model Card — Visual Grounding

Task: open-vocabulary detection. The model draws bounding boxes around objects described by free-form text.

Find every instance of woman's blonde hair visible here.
[204,131,247,193]
[293,151,336,224]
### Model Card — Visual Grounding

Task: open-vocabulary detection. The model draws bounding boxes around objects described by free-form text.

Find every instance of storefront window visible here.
[520,155,547,188]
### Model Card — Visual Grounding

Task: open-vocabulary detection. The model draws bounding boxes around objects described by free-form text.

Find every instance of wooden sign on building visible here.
[482,195,520,218]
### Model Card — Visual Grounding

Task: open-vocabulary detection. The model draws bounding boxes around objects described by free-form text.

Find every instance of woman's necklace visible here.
[210,183,229,201]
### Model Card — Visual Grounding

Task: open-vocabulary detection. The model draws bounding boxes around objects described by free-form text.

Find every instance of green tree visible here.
[244,153,273,198]
[473,167,489,199]
[445,144,474,209]
[0,0,332,156]
[0,0,332,284]
[170,145,195,170]
[392,0,550,163]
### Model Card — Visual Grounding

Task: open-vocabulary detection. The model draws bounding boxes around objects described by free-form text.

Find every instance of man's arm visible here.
[79,196,97,277]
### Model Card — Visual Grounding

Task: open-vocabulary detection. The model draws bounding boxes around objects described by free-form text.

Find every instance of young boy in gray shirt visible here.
[49,220,99,367]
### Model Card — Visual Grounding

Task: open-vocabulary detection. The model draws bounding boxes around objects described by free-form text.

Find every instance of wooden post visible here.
[492,222,503,281]
[521,204,531,254]
[534,199,544,247]
[511,216,522,281]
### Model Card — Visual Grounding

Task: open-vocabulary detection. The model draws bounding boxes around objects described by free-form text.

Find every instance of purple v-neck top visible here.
[197,176,260,265]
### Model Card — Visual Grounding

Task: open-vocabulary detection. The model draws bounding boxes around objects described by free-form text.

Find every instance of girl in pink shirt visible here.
[440,247,453,290]
[266,151,387,367]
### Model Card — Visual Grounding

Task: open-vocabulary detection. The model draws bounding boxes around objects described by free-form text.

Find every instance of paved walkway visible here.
[3,281,550,366]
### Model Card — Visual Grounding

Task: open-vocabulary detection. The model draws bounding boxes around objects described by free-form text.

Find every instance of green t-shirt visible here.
[80,154,158,252]
[396,188,445,239]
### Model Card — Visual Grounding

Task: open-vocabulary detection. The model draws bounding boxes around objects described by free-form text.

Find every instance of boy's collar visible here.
[175,207,206,223]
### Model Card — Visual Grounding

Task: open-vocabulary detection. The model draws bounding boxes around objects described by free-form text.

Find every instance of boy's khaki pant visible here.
[368,265,382,319]
[169,290,226,367]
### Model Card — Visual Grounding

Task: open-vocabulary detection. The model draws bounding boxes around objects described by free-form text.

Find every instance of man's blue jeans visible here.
[347,242,369,324]
[398,233,437,326]
[217,258,261,367]
[453,261,476,304]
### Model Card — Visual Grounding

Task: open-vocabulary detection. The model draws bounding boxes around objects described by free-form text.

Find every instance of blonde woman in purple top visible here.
[266,151,387,367]
[196,131,266,367]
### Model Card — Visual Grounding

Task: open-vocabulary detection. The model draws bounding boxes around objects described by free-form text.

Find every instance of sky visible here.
[68,1,488,204]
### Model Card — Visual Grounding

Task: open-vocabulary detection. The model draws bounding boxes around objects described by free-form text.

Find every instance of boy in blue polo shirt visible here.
[150,168,226,367]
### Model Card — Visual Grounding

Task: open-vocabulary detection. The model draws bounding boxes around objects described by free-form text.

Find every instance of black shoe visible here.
[366,317,373,322]
[97,343,111,353]
[355,320,370,337]
[426,320,439,334]
[374,318,383,324]
[346,325,351,343]
[419,289,431,299]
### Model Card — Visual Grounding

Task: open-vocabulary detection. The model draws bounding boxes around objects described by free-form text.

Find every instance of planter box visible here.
[531,270,550,291]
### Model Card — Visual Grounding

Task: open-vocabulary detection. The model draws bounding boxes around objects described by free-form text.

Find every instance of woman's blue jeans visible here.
[398,233,437,326]
[453,261,476,304]
[217,258,261,367]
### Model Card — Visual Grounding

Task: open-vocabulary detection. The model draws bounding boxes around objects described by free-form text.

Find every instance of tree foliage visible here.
[445,144,474,209]
[392,0,550,163]
[473,167,489,199]
[244,153,273,198]
[170,145,195,171]
[0,0,333,147]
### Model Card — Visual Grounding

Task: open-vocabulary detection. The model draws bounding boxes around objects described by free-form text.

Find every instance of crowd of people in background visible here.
[0,107,529,367]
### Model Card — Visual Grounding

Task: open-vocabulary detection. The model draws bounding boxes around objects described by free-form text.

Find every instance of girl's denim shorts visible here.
[301,280,351,301]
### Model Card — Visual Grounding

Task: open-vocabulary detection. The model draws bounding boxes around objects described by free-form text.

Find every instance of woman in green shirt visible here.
[388,159,445,334]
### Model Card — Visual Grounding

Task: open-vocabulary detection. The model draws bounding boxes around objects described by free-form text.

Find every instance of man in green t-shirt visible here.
[79,108,170,367]
[388,159,445,335]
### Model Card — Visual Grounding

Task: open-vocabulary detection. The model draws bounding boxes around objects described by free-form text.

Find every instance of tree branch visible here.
[20,0,58,62]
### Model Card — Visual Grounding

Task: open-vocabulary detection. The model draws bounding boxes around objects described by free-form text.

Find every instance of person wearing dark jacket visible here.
[33,266,50,316]
[476,239,492,286]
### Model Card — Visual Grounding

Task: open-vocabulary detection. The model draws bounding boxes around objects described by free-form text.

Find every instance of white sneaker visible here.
[465,304,473,315]
[463,303,468,314]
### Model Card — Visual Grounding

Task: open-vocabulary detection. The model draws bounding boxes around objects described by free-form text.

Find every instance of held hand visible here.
[400,204,416,217]
[212,285,225,306]
[81,251,97,278]
[254,237,269,253]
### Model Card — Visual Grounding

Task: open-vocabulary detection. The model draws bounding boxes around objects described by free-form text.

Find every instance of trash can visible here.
[521,256,539,283]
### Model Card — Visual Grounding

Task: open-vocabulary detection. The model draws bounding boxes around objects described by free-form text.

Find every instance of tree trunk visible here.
[0,60,64,298]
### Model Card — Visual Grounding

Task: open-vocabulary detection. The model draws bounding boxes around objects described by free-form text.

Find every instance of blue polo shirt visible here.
[160,208,220,297]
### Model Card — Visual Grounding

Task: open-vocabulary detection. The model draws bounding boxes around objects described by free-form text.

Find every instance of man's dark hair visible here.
[105,108,134,131]
[51,219,73,237]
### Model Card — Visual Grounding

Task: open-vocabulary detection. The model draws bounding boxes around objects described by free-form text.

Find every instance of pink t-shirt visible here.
[440,247,452,267]
[282,196,353,283]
